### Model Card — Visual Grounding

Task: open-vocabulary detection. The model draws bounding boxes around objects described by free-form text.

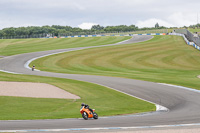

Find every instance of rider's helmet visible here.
[81,103,85,106]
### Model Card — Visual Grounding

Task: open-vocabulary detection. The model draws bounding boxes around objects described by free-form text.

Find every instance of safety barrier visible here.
[174,29,200,46]
[169,33,200,51]
[49,33,166,39]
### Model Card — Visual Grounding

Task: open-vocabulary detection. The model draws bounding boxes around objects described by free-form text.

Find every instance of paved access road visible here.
[1,35,200,131]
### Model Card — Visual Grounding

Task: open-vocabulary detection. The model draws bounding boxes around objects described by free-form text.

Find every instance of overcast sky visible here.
[0,0,200,29]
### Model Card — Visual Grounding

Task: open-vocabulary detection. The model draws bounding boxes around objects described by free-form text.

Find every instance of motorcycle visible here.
[80,105,98,120]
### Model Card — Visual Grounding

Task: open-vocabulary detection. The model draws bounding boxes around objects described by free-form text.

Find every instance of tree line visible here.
[0,24,167,39]
[188,24,200,29]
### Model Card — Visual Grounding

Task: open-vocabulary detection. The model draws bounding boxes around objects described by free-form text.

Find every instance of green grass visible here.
[0,72,155,120]
[0,36,131,56]
[31,35,200,90]
[0,36,155,120]
[188,28,200,33]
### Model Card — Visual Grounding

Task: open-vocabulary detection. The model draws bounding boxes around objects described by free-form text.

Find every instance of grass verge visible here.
[0,72,155,120]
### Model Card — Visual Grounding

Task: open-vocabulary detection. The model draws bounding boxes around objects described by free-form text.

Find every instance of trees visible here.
[189,24,200,29]
[129,25,138,31]
[0,30,3,37]
[155,23,159,28]
[0,24,165,39]
[103,25,138,32]
[91,25,104,31]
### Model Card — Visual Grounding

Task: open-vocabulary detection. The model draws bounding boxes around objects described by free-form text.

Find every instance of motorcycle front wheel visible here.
[82,112,88,120]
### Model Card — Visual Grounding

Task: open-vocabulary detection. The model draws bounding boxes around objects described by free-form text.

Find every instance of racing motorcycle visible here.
[80,105,98,120]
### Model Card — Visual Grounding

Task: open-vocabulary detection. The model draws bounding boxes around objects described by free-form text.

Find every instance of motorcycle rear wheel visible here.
[93,112,98,119]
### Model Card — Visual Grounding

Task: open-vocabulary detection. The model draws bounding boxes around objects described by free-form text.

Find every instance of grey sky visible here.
[0,0,199,29]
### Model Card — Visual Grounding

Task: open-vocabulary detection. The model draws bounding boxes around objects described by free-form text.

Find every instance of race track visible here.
[1,35,200,131]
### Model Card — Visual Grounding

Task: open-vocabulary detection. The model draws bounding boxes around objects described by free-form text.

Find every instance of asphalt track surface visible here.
[1,35,200,131]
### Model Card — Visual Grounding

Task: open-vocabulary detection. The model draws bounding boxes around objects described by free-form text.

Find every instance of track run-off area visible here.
[1,35,200,132]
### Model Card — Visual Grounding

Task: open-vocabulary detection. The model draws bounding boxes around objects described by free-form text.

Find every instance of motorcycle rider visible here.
[81,103,93,114]
[32,65,35,71]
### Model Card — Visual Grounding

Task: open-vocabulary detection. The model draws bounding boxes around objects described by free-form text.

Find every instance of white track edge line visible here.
[158,83,200,94]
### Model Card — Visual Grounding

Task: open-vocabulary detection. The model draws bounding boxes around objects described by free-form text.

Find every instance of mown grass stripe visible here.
[0,36,131,56]
[31,35,200,91]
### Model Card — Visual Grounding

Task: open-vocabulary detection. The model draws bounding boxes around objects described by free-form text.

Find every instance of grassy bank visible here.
[31,35,200,90]
[0,36,131,56]
[188,28,200,33]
